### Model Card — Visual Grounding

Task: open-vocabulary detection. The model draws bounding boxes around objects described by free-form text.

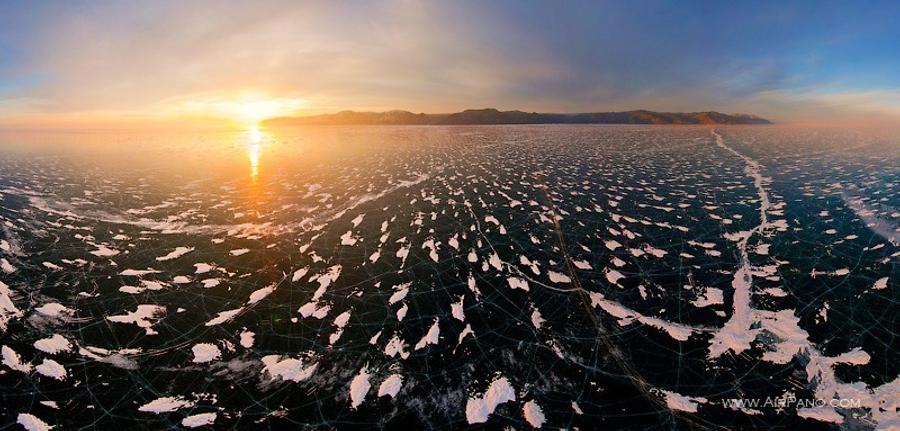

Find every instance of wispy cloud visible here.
[1,0,899,127]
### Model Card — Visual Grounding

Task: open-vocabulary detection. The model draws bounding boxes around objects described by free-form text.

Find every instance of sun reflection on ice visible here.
[246,126,265,180]
[248,125,262,143]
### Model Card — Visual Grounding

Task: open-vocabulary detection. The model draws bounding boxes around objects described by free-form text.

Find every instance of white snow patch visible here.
[691,287,724,308]
[383,335,409,359]
[378,374,403,398]
[349,367,371,409]
[33,334,72,354]
[119,268,160,277]
[451,295,465,321]
[182,412,217,428]
[1,258,16,273]
[388,283,411,305]
[17,414,53,431]
[605,269,625,285]
[138,396,194,413]
[658,389,707,413]
[194,263,214,274]
[89,244,119,257]
[340,230,358,246]
[311,265,342,300]
[2,345,32,373]
[458,324,475,345]
[155,246,194,261]
[414,318,440,350]
[200,278,220,288]
[261,355,318,382]
[531,308,545,329]
[548,270,571,284]
[107,305,166,335]
[573,259,592,270]
[0,280,22,331]
[589,292,696,341]
[571,401,583,414]
[204,307,243,326]
[35,303,73,318]
[396,303,408,321]
[291,267,309,282]
[35,359,67,380]
[239,330,255,348]
[351,213,365,227]
[488,253,502,270]
[247,284,276,304]
[506,277,529,291]
[523,400,546,428]
[191,343,221,363]
[465,376,516,424]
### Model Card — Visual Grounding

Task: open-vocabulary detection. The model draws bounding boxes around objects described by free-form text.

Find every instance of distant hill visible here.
[265,108,771,126]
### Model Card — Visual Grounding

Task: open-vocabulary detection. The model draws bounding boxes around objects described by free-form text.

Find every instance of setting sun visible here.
[179,95,306,128]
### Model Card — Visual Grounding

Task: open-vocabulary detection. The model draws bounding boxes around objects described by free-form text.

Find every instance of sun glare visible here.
[244,125,272,181]
[247,125,262,143]
[180,95,306,128]
[248,140,261,179]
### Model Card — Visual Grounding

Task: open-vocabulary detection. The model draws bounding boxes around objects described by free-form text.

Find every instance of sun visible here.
[247,125,262,143]
[224,98,305,126]
[179,95,306,128]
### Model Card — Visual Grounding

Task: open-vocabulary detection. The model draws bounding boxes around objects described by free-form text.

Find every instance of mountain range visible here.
[265,108,771,126]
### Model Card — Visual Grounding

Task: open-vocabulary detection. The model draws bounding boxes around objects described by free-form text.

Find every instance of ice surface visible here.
[1,126,897,429]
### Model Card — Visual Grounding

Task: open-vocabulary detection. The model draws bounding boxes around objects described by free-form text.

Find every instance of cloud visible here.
[0,0,898,126]
[8,1,569,115]
[747,88,900,124]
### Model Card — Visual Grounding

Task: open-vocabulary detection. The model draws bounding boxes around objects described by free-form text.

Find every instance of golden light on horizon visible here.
[179,95,306,128]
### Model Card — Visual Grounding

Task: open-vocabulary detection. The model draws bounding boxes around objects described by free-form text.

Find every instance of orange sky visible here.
[1,1,899,129]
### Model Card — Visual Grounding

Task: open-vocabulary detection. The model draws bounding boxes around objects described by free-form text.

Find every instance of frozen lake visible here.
[0,125,897,429]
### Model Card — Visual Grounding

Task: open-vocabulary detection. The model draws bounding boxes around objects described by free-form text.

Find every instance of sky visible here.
[1,0,899,128]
